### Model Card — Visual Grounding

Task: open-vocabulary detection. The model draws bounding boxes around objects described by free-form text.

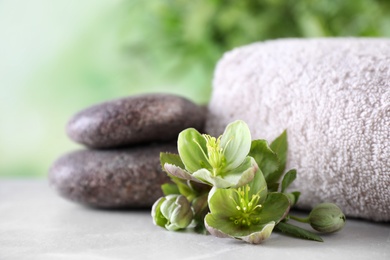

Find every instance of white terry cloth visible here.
[206,38,390,222]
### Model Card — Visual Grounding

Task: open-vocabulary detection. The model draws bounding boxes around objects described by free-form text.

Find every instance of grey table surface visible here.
[0,180,389,260]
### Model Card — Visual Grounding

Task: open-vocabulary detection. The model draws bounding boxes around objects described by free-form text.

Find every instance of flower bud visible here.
[309,203,346,233]
[151,195,193,231]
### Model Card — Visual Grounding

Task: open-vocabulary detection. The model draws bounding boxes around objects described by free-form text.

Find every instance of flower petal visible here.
[236,222,275,244]
[222,156,257,188]
[160,195,178,219]
[192,169,232,188]
[246,167,268,204]
[151,197,168,228]
[205,212,275,243]
[257,193,291,224]
[165,223,182,231]
[207,187,241,218]
[164,163,205,184]
[220,120,251,171]
[178,128,210,173]
[169,196,193,230]
[204,213,231,238]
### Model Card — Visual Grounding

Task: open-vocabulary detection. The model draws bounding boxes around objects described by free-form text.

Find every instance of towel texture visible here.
[206,38,390,222]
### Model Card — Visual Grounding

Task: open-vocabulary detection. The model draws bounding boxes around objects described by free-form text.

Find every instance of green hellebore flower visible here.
[309,203,346,233]
[164,120,257,188]
[204,170,291,244]
[151,195,194,231]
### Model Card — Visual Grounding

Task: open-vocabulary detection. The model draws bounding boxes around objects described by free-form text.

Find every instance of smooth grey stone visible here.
[66,94,205,148]
[49,143,176,208]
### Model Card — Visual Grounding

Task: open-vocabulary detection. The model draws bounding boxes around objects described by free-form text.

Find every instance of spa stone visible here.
[49,143,176,208]
[67,94,205,148]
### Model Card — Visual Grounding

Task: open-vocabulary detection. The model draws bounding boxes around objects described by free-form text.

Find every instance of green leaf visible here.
[220,120,252,171]
[270,130,288,163]
[188,181,211,194]
[268,130,288,184]
[284,192,301,206]
[174,181,195,201]
[291,191,301,205]
[267,182,279,192]
[275,222,323,242]
[281,169,297,193]
[161,183,180,196]
[178,128,210,173]
[162,169,202,200]
[193,222,208,235]
[160,152,185,170]
[249,139,280,181]
[192,193,209,217]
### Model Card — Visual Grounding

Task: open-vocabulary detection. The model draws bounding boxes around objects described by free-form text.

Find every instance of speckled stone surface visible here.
[66,94,205,148]
[49,143,176,208]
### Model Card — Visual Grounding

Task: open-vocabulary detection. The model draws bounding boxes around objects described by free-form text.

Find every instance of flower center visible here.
[203,135,224,170]
[193,134,234,177]
[229,185,263,227]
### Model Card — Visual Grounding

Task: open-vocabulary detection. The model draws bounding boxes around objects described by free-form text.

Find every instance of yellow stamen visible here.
[229,184,265,227]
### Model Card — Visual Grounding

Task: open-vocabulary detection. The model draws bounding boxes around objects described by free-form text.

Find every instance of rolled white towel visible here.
[206,38,390,222]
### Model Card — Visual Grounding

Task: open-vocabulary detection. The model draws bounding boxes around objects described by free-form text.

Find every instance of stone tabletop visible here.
[1,180,389,260]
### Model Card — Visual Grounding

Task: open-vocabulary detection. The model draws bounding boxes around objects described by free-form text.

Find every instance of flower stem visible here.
[288,214,310,223]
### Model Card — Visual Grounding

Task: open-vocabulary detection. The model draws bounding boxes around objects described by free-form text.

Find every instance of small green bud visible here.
[309,203,346,233]
[151,195,194,231]
[151,197,169,228]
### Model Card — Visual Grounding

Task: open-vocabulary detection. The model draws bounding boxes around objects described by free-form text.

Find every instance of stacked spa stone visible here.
[49,94,205,208]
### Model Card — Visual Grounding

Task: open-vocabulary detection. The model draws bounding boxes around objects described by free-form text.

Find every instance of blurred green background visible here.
[1,0,390,178]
